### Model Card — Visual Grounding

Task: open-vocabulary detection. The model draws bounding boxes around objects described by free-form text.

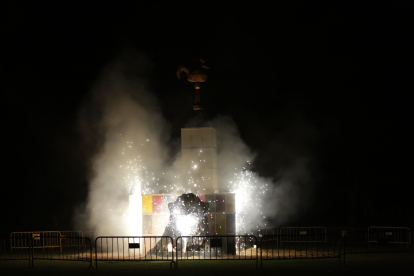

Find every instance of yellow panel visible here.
[142,195,153,213]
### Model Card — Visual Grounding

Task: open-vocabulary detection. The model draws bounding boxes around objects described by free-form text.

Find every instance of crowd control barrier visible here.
[279,227,327,242]
[32,237,93,268]
[1,237,33,267]
[10,232,62,252]
[175,235,258,269]
[94,236,174,269]
[260,234,341,267]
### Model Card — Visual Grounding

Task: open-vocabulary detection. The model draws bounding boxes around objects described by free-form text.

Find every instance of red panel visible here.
[199,194,205,202]
[152,196,163,213]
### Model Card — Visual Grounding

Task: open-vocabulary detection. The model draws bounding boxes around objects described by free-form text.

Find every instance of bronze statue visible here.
[177,58,209,111]
[147,193,210,255]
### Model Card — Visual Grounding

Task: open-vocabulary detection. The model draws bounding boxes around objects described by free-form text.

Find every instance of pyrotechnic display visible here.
[2,3,413,274]
[78,53,273,241]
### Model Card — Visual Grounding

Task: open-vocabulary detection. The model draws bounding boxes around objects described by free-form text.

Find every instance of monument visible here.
[136,59,236,239]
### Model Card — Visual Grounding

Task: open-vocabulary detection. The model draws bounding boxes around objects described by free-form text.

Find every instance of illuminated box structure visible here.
[139,127,236,236]
[141,193,236,235]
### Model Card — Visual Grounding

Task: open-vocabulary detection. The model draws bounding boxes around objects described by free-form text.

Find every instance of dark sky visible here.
[1,1,413,234]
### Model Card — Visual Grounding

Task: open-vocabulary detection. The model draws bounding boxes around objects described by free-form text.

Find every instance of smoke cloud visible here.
[204,116,317,232]
[75,49,317,236]
[75,49,170,235]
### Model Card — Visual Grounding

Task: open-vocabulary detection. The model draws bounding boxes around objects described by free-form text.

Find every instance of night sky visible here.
[1,2,413,235]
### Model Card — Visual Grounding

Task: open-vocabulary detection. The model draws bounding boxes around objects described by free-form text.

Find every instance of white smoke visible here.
[205,115,316,232]
[76,49,169,235]
[75,49,316,236]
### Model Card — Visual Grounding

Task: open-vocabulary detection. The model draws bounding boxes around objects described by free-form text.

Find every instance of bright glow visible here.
[128,190,142,236]
[176,214,198,236]
[120,139,160,235]
[230,164,266,235]
[120,139,265,237]
[167,243,173,251]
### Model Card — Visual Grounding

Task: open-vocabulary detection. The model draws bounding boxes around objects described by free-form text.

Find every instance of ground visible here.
[0,252,413,276]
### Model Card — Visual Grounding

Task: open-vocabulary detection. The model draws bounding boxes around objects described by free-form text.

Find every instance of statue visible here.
[177,58,210,111]
[147,193,210,255]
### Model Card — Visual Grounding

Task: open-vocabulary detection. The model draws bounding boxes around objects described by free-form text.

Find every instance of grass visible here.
[0,252,413,276]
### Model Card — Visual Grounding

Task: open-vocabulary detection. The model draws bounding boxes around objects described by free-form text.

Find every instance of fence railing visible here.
[1,237,33,267]
[279,227,327,242]
[59,231,84,247]
[368,226,411,244]
[326,227,366,242]
[94,236,174,269]
[344,230,412,253]
[260,234,341,267]
[83,231,97,245]
[258,227,278,238]
[9,231,96,251]
[1,237,92,268]
[175,235,258,269]
[32,237,93,268]
[4,227,412,269]
[10,232,62,252]
[342,229,413,266]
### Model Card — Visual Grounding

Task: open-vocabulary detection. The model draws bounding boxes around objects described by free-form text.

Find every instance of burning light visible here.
[123,139,265,237]
[176,214,198,236]
[230,164,267,235]
[128,190,142,236]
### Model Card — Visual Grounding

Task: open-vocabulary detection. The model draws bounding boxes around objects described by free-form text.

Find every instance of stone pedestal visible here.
[181,127,219,194]
[136,127,236,236]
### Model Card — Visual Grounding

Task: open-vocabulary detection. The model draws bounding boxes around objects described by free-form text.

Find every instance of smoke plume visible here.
[76,49,169,235]
[75,49,317,235]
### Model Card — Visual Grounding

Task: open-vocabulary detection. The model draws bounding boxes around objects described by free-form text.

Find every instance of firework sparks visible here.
[121,136,265,237]
[229,162,267,235]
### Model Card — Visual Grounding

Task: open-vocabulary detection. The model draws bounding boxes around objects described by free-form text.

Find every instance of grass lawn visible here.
[0,252,413,276]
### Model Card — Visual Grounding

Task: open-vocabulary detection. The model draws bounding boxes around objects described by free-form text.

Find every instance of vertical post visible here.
[176,237,179,270]
[339,234,341,266]
[95,237,98,269]
[30,237,33,268]
[255,236,258,269]
[170,236,174,269]
[87,238,94,269]
[193,83,203,111]
[260,236,263,268]
[343,232,347,267]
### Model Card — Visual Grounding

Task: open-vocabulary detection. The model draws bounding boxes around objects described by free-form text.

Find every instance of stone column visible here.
[181,127,219,194]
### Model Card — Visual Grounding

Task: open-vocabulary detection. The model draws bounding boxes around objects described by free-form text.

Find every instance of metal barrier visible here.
[342,231,368,258]
[343,229,413,266]
[2,236,93,268]
[279,227,327,242]
[1,237,33,267]
[10,231,62,252]
[260,234,341,267]
[83,231,97,244]
[326,227,366,242]
[9,231,96,250]
[32,237,93,268]
[95,236,174,269]
[175,235,258,269]
[59,231,84,247]
[258,227,278,238]
[368,226,411,244]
